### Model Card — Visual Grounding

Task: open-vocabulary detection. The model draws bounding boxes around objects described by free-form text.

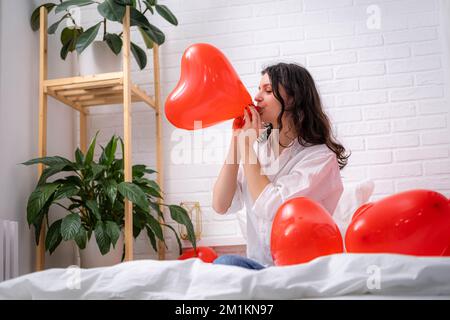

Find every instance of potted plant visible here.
[30,0,178,70]
[23,134,196,267]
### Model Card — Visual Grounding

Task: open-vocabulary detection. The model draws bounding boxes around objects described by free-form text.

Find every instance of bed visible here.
[0,253,449,299]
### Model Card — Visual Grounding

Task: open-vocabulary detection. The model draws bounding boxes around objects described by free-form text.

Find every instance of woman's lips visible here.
[256,106,264,114]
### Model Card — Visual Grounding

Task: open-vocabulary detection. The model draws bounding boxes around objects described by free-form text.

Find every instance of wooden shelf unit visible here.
[36,6,165,271]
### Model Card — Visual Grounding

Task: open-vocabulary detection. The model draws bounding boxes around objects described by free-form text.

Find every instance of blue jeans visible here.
[212,254,266,270]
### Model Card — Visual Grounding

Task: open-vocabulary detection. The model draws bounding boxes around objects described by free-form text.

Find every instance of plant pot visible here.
[77,40,123,76]
[79,233,124,268]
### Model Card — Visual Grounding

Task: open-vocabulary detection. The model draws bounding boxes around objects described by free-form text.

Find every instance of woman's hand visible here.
[239,105,263,146]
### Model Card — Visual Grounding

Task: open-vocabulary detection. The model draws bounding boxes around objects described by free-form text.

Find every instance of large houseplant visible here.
[23,134,196,259]
[30,0,178,69]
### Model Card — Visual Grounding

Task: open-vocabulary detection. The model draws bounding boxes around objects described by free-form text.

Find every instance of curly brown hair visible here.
[262,63,350,170]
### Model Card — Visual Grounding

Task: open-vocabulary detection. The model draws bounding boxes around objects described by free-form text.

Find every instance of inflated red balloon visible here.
[178,246,218,263]
[165,43,253,130]
[271,197,344,266]
[345,189,450,256]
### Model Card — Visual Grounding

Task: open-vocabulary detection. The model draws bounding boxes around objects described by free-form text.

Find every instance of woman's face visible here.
[254,73,291,128]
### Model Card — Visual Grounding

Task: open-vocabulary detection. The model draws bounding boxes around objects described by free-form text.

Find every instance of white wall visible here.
[82,0,450,257]
[81,0,450,260]
[0,0,77,274]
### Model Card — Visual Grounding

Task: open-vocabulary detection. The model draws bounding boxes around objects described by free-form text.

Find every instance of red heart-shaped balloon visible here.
[165,43,253,130]
[345,189,450,256]
[271,197,344,266]
[178,246,218,263]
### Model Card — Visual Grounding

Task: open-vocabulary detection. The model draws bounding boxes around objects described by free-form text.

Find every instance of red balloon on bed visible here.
[270,197,344,266]
[178,246,218,263]
[345,189,450,256]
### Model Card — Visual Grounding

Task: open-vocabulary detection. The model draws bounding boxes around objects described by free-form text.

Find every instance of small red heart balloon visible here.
[271,197,344,266]
[345,189,450,256]
[165,43,253,130]
[178,246,218,263]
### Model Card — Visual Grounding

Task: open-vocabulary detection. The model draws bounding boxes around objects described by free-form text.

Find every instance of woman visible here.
[211,63,350,270]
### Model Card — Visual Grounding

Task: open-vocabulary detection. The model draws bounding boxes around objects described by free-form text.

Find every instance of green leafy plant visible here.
[30,0,178,69]
[23,134,196,256]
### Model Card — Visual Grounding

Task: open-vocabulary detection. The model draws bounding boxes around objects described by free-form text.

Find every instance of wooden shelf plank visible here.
[60,85,123,97]
[47,79,122,92]
[43,72,123,87]
[132,85,156,110]
[45,77,156,112]
[81,96,141,107]
[47,88,84,112]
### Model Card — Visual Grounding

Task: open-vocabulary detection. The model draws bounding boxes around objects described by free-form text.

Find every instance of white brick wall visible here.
[78,0,450,259]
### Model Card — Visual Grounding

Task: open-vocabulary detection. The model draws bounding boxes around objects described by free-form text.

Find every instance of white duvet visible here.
[0,253,449,299]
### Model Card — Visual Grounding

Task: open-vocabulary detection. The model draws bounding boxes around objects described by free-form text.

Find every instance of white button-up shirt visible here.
[222,136,344,267]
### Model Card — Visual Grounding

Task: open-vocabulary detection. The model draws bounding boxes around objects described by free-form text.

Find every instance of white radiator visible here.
[0,219,19,282]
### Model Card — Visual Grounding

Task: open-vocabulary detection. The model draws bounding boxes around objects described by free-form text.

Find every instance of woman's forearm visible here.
[240,143,270,202]
[212,136,240,214]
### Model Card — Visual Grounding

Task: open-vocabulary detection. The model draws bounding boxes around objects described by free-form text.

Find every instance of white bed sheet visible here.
[0,253,449,300]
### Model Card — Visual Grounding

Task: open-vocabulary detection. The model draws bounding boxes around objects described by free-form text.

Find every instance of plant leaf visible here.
[105,221,121,248]
[117,182,149,211]
[100,135,118,166]
[138,27,154,49]
[104,33,123,55]
[149,202,164,220]
[91,164,106,179]
[132,164,156,178]
[48,13,70,34]
[45,219,63,254]
[98,0,126,23]
[76,22,102,54]
[86,199,101,220]
[74,227,87,249]
[53,182,79,201]
[130,7,151,28]
[134,179,162,199]
[145,226,157,252]
[143,1,154,14]
[22,156,72,167]
[113,0,134,5]
[55,0,95,14]
[130,41,147,70]
[30,3,57,32]
[61,213,82,241]
[33,213,46,246]
[133,211,145,238]
[155,4,178,26]
[104,179,118,205]
[162,223,182,255]
[146,214,163,241]
[75,148,85,166]
[168,205,196,250]
[84,131,99,166]
[27,183,60,225]
[37,163,77,185]
[95,222,111,255]
[138,25,164,46]
[60,26,83,59]
[146,24,165,45]
[60,40,72,60]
